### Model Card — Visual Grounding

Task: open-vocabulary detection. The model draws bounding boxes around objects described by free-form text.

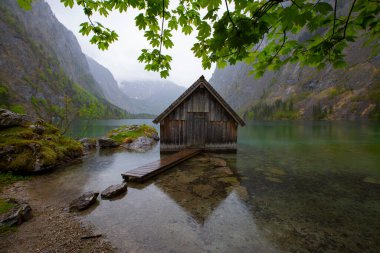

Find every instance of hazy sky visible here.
[45,1,214,87]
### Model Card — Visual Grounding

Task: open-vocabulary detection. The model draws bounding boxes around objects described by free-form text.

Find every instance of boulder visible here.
[0,199,32,227]
[101,182,128,199]
[210,158,227,167]
[122,137,156,152]
[0,109,31,129]
[69,192,99,212]
[79,138,97,152]
[98,138,119,149]
[29,124,45,135]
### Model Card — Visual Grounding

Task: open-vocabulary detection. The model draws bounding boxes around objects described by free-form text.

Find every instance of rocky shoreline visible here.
[0,179,116,253]
[0,109,160,252]
[0,109,159,174]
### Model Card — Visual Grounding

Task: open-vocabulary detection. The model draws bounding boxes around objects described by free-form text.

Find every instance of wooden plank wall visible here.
[160,87,238,151]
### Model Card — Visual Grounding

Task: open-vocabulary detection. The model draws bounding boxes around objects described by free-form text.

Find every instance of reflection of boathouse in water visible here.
[153,76,245,152]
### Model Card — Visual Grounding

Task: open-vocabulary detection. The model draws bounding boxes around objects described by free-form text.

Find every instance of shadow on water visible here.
[26,120,380,252]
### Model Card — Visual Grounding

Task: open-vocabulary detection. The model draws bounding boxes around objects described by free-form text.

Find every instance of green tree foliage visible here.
[245,99,298,120]
[18,0,380,78]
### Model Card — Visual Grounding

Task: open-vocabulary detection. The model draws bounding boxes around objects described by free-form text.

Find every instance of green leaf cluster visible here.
[19,0,380,78]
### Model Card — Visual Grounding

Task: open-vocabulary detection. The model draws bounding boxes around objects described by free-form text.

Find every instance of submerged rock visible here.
[0,199,32,227]
[69,192,99,212]
[98,138,119,149]
[215,166,234,176]
[265,176,282,183]
[363,177,380,184]
[192,184,215,198]
[101,182,128,199]
[0,109,31,129]
[122,137,156,152]
[210,158,227,167]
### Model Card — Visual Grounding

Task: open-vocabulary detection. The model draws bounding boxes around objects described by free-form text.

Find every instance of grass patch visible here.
[291,91,311,103]
[0,198,15,215]
[0,172,30,186]
[327,86,346,99]
[107,124,157,143]
[0,172,30,191]
[0,224,16,235]
[369,82,380,103]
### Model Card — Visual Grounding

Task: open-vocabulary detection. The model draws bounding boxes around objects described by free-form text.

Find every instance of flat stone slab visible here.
[101,182,128,199]
[69,192,99,212]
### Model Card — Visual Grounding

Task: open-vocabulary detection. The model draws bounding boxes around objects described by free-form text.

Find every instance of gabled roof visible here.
[153,76,245,126]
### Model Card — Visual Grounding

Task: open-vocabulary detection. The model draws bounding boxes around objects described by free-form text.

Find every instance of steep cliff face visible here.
[210,37,380,120]
[86,56,146,113]
[119,80,186,114]
[6,0,103,96]
[0,0,126,120]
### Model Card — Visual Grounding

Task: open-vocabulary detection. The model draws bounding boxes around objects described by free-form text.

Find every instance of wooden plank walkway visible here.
[121,149,201,182]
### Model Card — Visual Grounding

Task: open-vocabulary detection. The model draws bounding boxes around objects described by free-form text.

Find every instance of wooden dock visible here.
[121,149,201,182]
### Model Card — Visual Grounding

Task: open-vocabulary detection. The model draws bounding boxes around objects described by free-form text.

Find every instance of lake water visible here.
[31,120,380,252]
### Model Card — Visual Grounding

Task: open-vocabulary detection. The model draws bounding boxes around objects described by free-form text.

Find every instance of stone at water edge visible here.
[122,136,156,152]
[69,192,99,212]
[79,138,97,151]
[151,132,160,141]
[0,199,32,227]
[98,138,119,148]
[210,158,227,167]
[101,182,128,199]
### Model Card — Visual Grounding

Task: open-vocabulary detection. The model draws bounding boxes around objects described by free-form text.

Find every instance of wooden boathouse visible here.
[153,75,245,152]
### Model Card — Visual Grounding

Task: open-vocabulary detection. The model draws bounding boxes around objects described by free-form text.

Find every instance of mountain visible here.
[210,36,380,121]
[0,0,127,121]
[86,56,146,113]
[120,80,186,114]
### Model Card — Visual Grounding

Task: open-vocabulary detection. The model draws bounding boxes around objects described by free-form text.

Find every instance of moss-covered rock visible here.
[105,124,159,152]
[0,109,83,173]
[107,124,159,143]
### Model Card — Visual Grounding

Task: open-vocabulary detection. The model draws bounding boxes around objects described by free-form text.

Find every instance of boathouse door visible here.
[186,112,207,148]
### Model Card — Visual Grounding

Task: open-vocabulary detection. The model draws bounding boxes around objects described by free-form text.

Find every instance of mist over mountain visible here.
[120,80,186,114]
[86,56,149,114]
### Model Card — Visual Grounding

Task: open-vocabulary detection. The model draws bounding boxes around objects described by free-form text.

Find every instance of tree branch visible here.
[332,0,337,37]
[158,0,165,61]
[224,0,238,32]
[290,0,301,8]
[268,30,286,64]
[342,0,357,39]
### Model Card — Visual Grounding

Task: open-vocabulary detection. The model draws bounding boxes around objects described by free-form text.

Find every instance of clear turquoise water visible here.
[30,120,380,252]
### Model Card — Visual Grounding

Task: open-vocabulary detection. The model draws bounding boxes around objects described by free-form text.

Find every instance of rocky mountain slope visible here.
[120,80,186,114]
[86,56,147,113]
[0,0,126,122]
[210,37,380,120]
